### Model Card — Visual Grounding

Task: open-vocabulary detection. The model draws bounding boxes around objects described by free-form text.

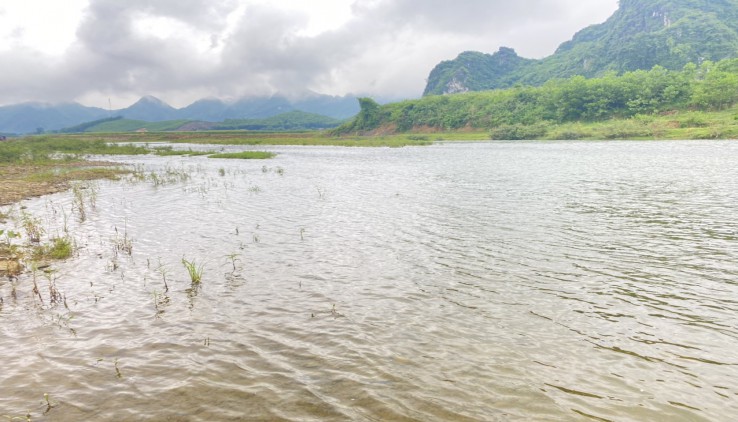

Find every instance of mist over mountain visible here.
[424,0,738,95]
[0,94,361,134]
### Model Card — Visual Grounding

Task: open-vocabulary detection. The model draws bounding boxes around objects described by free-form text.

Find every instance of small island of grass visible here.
[208,151,276,159]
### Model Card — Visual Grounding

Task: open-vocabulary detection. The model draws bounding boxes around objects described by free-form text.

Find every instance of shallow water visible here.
[1,140,738,421]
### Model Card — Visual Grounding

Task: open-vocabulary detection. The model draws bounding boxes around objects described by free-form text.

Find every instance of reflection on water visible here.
[1,141,737,421]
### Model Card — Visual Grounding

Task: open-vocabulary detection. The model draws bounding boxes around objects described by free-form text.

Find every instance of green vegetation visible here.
[425,0,738,95]
[213,111,342,131]
[34,237,74,260]
[84,119,192,133]
[151,146,210,156]
[338,58,738,138]
[425,48,537,95]
[31,131,435,148]
[0,136,150,164]
[182,258,204,284]
[59,116,125,133]
[208,151,276,160]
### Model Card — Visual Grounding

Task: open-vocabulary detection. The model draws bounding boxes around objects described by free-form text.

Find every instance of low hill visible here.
[425,0,738,95]
[60,111,343,133]
[212,111,343,131]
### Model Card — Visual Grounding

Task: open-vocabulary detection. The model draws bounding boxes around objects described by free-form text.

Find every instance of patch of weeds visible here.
[33,237,74,260]
[21,211,44,243]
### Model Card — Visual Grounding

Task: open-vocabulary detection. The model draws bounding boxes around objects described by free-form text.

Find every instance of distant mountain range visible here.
[0,93,361,134]
[424,0,738,95]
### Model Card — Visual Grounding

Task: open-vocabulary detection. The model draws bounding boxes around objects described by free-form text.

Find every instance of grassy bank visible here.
[0,131,434,205]
[39,131,437,147]
[490,107,738,140]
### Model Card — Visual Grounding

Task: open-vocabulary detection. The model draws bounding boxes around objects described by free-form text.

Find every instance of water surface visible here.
[1,140,737,421]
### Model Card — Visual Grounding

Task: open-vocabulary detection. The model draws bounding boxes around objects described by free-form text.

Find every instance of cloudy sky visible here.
[0,0,618,108]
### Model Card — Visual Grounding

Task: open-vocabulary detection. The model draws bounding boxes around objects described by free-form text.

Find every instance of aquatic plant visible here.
[113,226,133,256]
[152,290,170,318]
[155,260,170,292]
[43,393,58,415]
[182,258,204,283]
[21,211,44,243]
[114,358,123,379]
[33,237,74,260]
[71,184,87,221]
[224,253,239,272]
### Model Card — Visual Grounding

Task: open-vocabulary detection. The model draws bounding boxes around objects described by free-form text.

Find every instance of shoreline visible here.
[0,161,128,206]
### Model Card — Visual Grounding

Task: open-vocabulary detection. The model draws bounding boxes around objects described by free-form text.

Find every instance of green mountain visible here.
[424,0,738,95]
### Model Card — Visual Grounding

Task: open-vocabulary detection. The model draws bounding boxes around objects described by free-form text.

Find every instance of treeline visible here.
[337,58,738,134]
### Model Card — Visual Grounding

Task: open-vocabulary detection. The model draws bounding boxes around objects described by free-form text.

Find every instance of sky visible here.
[0,0,618,108]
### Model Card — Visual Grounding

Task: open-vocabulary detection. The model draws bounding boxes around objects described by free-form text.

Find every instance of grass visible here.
[26,131,439,148]
[33,237,74,260]
[493,107,738,141]
[152,146,211,157]
[208,151,276,159]
[182,258,204,283]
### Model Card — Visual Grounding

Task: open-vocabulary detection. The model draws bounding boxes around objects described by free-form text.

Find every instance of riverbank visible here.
[0,162,128,206]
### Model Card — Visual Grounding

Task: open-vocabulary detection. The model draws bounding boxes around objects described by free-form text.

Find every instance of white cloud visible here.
[0,0,87,55]
[0,0,619,107]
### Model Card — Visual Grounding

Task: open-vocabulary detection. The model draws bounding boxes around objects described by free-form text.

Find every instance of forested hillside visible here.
[339,59,738,138]
[425,0,738,95]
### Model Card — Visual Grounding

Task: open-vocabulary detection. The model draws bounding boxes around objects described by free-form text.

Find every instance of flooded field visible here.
[1,140,738,421]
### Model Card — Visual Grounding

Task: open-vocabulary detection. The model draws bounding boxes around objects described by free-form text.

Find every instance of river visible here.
[1,140,737,421]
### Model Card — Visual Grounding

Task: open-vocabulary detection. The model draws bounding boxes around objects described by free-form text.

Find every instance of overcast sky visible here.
[0,0,618,108]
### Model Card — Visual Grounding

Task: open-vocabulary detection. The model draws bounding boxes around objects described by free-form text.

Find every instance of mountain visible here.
[0,93,361,134]
[0,102,108,134]
[119,95,179,121]
[424,48,536,96]
[424,0,738,95]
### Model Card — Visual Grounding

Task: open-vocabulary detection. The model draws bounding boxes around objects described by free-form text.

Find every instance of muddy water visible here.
[1,141,738,421]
